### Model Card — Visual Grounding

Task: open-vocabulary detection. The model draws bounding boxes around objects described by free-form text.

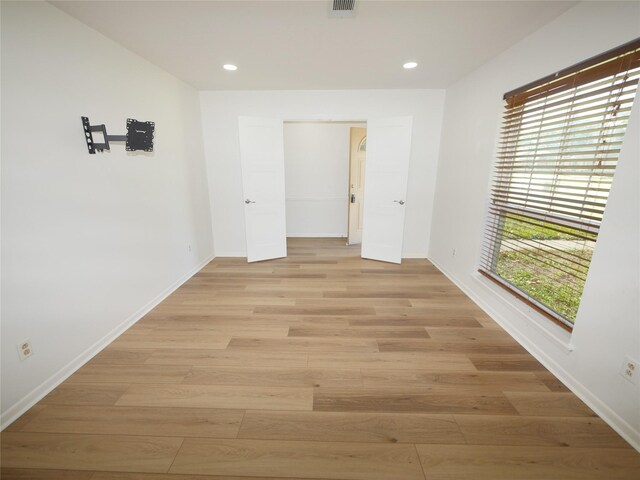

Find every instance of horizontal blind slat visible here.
[506,46,640,107]
[503,77,640,120]
[488,205,600,234]
[484,41,638,326]
[502,101,636,132]
[500,114,633,140]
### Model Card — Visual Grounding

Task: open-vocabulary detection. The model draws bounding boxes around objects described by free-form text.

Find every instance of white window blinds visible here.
[480,38,640,329]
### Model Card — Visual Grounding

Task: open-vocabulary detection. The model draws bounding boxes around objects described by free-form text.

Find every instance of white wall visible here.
[0,1,213,426]
[429,1,640,448]
[200,90,445,257]
[284,122,365,238]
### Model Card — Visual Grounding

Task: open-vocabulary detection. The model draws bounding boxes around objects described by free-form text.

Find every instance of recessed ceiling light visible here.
[223,64,238,71]
[403,62,418,69]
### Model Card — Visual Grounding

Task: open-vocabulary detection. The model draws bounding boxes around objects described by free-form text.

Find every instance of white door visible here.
[361,116,413,264]
[238,116,287,262]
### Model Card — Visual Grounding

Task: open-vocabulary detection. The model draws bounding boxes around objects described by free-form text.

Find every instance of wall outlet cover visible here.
[620,356,639,385]
[17,339,33,361]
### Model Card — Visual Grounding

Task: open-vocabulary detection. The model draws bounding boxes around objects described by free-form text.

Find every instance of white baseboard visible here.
[215,248,425,258]
[213,251,246,257]
[401,252,427,259]
[428,257,640,452]
[0,252,215,431]
[286,233,347,238]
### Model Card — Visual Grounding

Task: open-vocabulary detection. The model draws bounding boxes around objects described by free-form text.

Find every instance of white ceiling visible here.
[51,0,577,90]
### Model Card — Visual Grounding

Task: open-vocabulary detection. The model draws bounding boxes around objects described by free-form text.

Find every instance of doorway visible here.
[239,115,413,264]
[282,121,366,245]
[347,127,367,245]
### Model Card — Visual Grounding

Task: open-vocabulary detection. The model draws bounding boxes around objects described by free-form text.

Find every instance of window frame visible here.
[479,38,640,331]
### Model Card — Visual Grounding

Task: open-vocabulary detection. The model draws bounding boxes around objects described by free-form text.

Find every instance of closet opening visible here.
[283,121,367,251]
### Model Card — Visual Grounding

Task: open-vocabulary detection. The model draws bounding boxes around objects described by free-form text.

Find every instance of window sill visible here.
[471,271,575,354]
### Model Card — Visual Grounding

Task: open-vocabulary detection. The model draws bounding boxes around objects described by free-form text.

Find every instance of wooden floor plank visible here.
[89,348,154,365]
[116,384,313,411]
[227,337,379,353]
[288,326,430,338]
[377,306,485,317]
[313,387,518,415]
[408,299,486,312]
[66,364,190,384]
[142,314,350,328]
[150,305,254,316]
[182,366,362,388]
[361,370,551,392]
[4,239,636,479]
[468,354,547,372]
[254,305,376,316]
[144,325,290,338]
[238,410,465,444]
[296,297,413,307]
[349,316,483,328]
[323,288,464,299]
[89,473,339,480]
[20,405,244,438]
[376,339,527,354]
[145,349,308,367]
[158,297,298,306]
[186,289,324,298]
[503,391,597,417]
[170,438,425,480]
[0,468,93,480]
[424,327,519,344]
[110,333,230,350]
[454,414,630,448]
[416,444,640,480]
[0,432,182,473]
[308,352,476,371]
[39,384,130,406]
[534,371,572,392]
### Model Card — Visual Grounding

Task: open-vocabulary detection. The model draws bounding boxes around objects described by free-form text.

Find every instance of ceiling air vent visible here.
[329,0,356,18]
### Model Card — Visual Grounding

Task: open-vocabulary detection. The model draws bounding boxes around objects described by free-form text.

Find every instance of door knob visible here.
[245,199,255,204]
[394,200,405,205]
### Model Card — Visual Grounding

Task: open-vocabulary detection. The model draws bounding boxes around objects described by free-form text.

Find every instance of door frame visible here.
[282,116,368,246]
[266,113,411,262]
[347,126,367,245]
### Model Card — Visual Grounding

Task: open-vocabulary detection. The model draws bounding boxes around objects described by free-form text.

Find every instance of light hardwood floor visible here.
[2,238,639,479]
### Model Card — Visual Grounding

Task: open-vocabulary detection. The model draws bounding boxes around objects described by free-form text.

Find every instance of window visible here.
[480,38,640,330]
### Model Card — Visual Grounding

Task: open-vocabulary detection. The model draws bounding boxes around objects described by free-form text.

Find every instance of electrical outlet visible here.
[620,356,639,384]
[188,244,192,252]
[17,339,33,361]
[452,248,456,257]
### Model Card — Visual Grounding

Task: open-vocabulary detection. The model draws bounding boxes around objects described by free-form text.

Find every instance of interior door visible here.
[361,116,413,264]
[347,127,367,245]
[238,116,287,262]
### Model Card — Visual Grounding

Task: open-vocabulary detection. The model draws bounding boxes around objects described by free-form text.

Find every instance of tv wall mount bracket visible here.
[81,116,155,154]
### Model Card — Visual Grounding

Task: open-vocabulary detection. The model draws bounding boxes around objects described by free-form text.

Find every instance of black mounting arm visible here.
[81,116,154,154]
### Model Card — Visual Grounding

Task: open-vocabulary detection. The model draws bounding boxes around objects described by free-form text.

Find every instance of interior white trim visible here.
[286,196,346,201]
[286,233,347,238]
[401,253,427,259]
[429,257,640,452]
[284,120,367,125]
[213,251,248,258]
[282,115,368,123]
[471,273,574,353]
[216,246,427,256]
[0,252,215,431]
